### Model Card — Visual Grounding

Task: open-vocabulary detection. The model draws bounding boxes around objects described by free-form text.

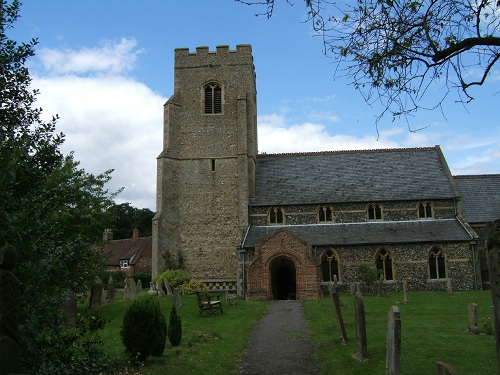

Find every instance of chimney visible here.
[103,228,113,242]
[132,228,139,241]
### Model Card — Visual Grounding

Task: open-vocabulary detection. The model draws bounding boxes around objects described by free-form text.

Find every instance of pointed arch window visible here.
[321,249,340,283]
[204,83,222,114]
[376,248,394,281]
[367,203,383,221]
[318,205,334,223]
[429,246,446,279]
[418,201,433,219]
[269,207,285,225]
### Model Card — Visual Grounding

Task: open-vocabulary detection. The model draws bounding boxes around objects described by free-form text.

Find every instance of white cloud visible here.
[32,40,165,210]
[37,38,141,75]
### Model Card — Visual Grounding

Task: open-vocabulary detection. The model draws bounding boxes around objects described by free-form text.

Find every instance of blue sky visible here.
[11,0,500,211]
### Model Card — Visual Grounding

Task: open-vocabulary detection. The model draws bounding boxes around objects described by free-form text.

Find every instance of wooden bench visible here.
[196,292,223,316]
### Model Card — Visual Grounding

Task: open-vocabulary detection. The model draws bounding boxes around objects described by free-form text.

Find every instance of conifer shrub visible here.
[120,297,167,361]
[168,305,182,347]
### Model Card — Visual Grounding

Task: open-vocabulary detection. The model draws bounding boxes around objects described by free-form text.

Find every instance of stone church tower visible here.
[153,45,257,292]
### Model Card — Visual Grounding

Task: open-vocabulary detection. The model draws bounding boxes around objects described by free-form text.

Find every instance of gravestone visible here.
[64,290,77,327]
[377,274,384,297]
[329,282,348,344]
[486,219,500,374]
[148,281,156,295]
[447,279,453,294]
[435,361,460,375]
[127,277,137,300]
[468,303,479,334]
[89,276,103,309]
[107,276,115,303]
[173,287,182,308]
[100,289,107,306]
[354,292,368,361]
[0,244,22,374]
[386,306,401,375]
[123,277,132,300]
[136,279,142,293]
[163,278,173,295]
[350,282,356,295]
[402,281,409,304]
[156,280,166,297]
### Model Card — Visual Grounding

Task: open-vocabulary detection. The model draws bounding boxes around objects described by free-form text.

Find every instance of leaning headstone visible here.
[89,276,103,309]
[402,281,409,304]
[163,278,173,295]
[486,219,500,374]
[435,361,460,375]
[386,306,401,375]
[107,276,115,303]
[173,287,182,308]
[136,279,143,293]
[377,274,384,297]
[329,282,348,344]
[354,292,368,361]
[468,303,479,334]
[0,244,22,374]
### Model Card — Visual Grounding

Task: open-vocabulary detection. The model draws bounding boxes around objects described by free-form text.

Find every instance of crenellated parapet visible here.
[174,44,253,69]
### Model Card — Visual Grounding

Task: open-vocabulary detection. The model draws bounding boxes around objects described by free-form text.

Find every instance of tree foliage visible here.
[106,202,154,239]
[237,0,500,123]
[1,1,117,371]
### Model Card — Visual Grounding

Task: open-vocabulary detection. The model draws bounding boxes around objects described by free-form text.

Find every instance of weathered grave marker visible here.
[173,287,182,308]
[447,278,453,294]
[148,281,156,295]
[136,278,142,293]
[402,281,409,304]
[329,282,348,344]
[377,274,384,297]
[156,280,166,297]
[386,305,401,375]
[350,282,356,295]
[129,277,137,300]
[435,361,460,375]
[89,276,103,309]
[64,290,77,327]
[354,292,368,361]
[468,303,479,334]
[107,276,115,303]
[124,277,132,300]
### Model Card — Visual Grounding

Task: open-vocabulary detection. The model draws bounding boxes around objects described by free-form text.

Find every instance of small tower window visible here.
[367,203,383,221]
[318,205,334,223]
[418,202,433,219]
[204,83,222,114]
[269,207,285,225]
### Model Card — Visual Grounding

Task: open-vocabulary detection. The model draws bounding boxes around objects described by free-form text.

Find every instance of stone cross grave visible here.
[386,306,401,375]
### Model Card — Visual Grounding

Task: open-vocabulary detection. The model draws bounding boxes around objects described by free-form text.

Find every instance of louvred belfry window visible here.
[204,84,222,114]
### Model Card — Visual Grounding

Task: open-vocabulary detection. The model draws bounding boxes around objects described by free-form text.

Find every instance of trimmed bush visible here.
[179,279,208,295]
[120,297,167,361]
[168,305,182,347]
[154,269,190,288]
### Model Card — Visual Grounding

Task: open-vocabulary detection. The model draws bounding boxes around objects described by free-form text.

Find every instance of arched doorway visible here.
[271,257,296,300]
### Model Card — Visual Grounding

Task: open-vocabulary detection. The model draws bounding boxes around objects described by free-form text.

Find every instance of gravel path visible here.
[236,300,322,375]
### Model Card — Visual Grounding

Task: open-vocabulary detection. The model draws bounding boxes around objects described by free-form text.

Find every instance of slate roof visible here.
[103,237,152,267]
[454,174,500,223]
[242,219,473,248]
[250,146,458,206]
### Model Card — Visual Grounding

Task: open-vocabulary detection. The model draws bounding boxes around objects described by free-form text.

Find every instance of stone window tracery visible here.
[318,205,334,223]
[321,249,340,282]
[367,203,383,221]
[428,246,447,279]
[204,83,222,114]
[268,207,285,225]
[417,201,434,219]
[376,248,394,281]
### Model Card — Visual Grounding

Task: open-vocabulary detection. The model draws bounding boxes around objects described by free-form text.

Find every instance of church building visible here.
[152,45,498,300]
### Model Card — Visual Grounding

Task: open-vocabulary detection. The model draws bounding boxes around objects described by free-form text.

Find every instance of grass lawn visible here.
[96,290,496,374]
[303,290,497,375]
[97,293,267,375]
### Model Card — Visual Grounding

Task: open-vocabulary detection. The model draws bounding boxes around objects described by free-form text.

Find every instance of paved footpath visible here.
[236,300,322,375]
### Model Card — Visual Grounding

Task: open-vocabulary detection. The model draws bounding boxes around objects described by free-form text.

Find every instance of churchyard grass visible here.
[96,293,267,374]
[303,290,496,375]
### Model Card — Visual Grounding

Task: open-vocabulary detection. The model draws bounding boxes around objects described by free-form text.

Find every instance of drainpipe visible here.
[470,239,478,291]
[239,225,251,298]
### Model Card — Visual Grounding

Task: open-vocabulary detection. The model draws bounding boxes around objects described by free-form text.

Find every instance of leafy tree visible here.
[1,1,117,372]
[106,202,154,239]
[237,0,500,123]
